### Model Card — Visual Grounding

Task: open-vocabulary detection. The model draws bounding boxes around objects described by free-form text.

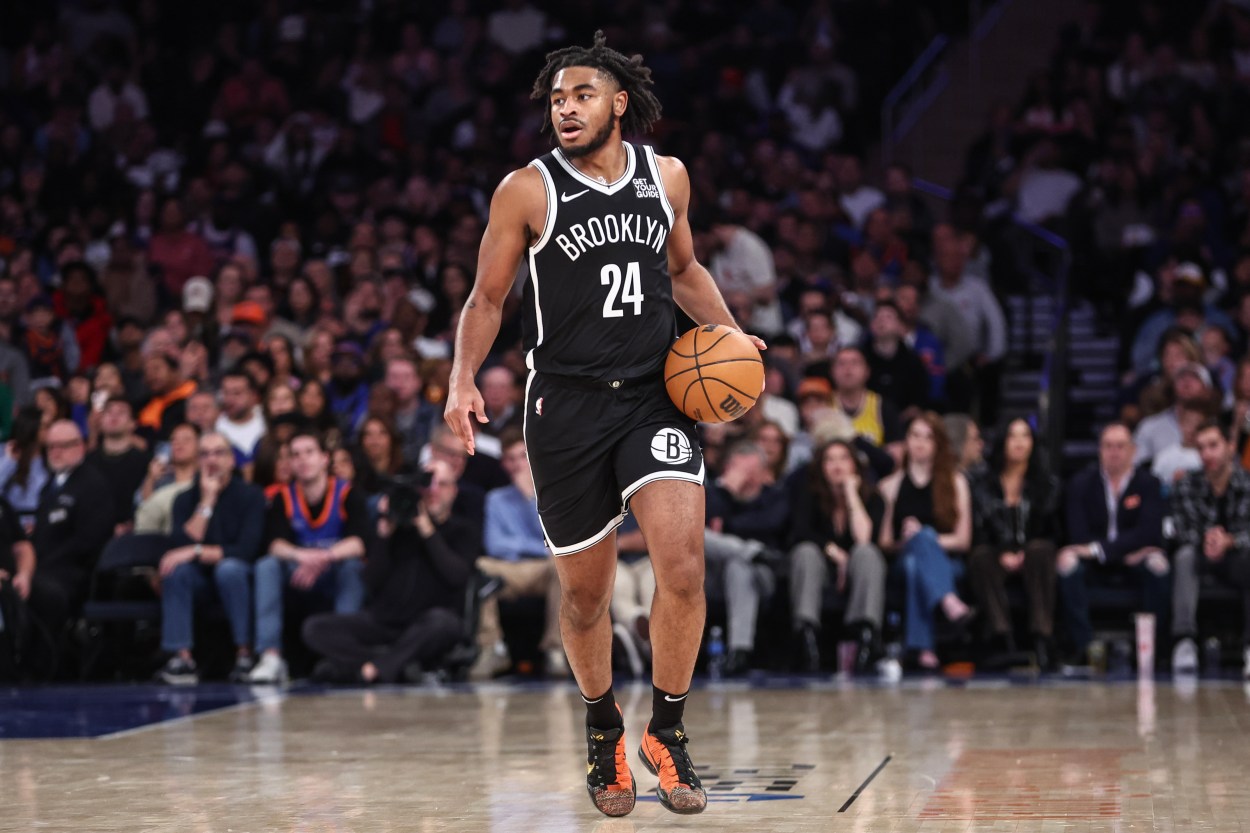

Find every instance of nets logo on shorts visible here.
[651,428,692,465]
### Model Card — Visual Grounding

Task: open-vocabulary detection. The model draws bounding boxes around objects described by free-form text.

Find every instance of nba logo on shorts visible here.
[651,428,692,464]
[535,397,544,416]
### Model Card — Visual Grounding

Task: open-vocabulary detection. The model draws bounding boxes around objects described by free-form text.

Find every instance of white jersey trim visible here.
[644,145,676,229]
[528,159,558,254]
[551,142,637,195]
[544,511,626,557]
[621,462,706,505]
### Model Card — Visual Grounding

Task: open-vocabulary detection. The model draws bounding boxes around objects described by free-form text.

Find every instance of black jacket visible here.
[972,468,1061,551]
[169,474,267,564]
[365,514,479,627]
[1064,464,1164,564]
[31,463,113,589]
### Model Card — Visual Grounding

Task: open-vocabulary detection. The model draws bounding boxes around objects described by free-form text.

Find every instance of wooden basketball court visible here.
[2,677,1247,831]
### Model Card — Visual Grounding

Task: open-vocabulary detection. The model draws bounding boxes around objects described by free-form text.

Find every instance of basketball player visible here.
[445,32,765,817]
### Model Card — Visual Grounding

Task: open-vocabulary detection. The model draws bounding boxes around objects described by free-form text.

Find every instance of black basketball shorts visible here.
[522,371,705,556]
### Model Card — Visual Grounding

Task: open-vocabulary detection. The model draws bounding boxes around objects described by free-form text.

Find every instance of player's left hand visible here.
[742,332,767,352]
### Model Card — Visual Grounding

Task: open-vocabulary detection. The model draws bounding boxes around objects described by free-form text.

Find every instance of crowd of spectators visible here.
[2,0,1250,685]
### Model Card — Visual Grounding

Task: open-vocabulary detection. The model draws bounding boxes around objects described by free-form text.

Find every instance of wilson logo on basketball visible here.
[719,394,746,418]
[651,428,692,465]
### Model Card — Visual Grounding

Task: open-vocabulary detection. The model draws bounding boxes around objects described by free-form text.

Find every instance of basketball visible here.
[664,324,765,423]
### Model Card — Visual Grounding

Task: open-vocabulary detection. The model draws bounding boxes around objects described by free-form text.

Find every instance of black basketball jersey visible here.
[522,141,676,380]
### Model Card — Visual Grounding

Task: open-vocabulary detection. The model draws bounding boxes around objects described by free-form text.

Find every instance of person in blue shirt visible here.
[472,428,566,680]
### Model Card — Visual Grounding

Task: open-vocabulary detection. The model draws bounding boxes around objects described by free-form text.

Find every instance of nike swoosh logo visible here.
[561,189,589,202]
[664,694,687,702]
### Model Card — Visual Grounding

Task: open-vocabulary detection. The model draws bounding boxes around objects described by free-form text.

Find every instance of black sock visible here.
[582,686,622,729]
[649,684,688,731]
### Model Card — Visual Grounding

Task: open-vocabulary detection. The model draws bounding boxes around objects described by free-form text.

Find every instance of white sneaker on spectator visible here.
[876,657,902,683]
[468,641,511,682]
[1243,647,1250,681]
[546,647,571,680]
[248,652,289,685]
[1172,638,1198,675]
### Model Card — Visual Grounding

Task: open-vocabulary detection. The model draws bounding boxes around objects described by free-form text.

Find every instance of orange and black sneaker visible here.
[638,722,707,814]
[586,724,635,817]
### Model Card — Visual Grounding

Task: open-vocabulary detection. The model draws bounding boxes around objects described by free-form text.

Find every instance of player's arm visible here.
[656,155,766,352]
[446,167,543,454]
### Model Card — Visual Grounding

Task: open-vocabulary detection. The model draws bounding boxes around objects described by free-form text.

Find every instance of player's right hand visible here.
[444,378,489,455]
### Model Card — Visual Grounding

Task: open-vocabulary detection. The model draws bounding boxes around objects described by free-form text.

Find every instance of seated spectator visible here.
[863,300,931,416]
[156,432,266,685]
[327,342,370,436]
[249,432,369,684]
[0,406,48,531]
[967,419,1061,666]
[1151,404,1207,490]
[135,423,201,535]
[137,354,196,442]
[85,397,151,535]
[788,439,887,673]
[942,413,986,479]
[896,282,952,407]
[879,412,974,670]
[928,229,1006,419]
[704,441,789,675]
[252,437,293,501]
[1125,328,1199,425]
[1056,423,1168,665]
[354,416,404,517]
[831,346,903,458]
[1134,362,1217,465]
[473,431,566,680]
[215,370,266,468]
[26,420,113,679]
[0,495,34,680]
[749,420,792,482]
[385,355,437,464]
[184,390,221,435]
[303,460,478,684]
[1168,420,1250,679]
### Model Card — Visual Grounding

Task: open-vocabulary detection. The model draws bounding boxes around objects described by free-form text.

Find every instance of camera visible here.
[382,469,433,525]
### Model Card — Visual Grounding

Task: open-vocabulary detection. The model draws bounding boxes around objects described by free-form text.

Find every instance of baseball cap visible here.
[1175,361,1212,388]
[182,276,214,313]
[1175,261,1205,286]
[797,377,833,400]
[231,301,268,327]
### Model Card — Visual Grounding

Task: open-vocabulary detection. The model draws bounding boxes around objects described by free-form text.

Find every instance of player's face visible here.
[550,66,622,158]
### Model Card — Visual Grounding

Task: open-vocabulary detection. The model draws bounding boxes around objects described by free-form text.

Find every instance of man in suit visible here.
[26,420,113,679]
[1056,422,1168,664]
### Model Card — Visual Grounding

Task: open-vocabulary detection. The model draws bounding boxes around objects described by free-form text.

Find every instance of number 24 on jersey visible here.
[601,261,643,318]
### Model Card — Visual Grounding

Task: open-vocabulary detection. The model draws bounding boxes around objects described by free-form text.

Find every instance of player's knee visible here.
[560,585,611,630]
[657,560,703,601]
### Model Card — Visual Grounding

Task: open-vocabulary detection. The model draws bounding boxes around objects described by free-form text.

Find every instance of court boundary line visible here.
[838,755,892,812]
[95,691,285,741]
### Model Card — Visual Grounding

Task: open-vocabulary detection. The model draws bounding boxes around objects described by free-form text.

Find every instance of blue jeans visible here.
[901,527,964,651]
[160,558,253,652]
[254,555,365,654]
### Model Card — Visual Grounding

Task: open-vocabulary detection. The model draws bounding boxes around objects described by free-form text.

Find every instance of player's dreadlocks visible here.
[530,30,662,136]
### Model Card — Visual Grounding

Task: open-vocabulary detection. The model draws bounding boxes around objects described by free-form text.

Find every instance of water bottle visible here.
[707,626,726,681]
